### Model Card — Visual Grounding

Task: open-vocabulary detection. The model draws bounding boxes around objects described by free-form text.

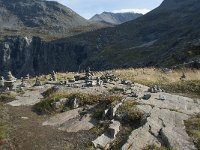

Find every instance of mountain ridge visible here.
[90,11,143,25]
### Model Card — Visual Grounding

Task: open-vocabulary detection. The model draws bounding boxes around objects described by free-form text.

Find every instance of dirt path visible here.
[2,86,96,150]
[5,105,95,150]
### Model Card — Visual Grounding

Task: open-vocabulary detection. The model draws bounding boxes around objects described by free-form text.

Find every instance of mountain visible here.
[0,0,105,40]
[89,12,143,25]
[0,0,200,76]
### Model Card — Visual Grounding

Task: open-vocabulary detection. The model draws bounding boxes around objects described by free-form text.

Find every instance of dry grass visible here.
[115,68,200,85]
[113,68,200,97]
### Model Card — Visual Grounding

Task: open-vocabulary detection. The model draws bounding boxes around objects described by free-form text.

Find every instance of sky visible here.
[55,0,164,19]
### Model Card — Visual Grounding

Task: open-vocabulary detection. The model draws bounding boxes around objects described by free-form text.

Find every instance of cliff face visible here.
[0,36,90,77]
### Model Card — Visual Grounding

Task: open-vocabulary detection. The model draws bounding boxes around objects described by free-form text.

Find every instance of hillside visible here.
[90,12,142,25]
[60,0,200,70]
[0,0,105,40]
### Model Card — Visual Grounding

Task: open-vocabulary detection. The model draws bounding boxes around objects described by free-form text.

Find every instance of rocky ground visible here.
[0,72,200,150]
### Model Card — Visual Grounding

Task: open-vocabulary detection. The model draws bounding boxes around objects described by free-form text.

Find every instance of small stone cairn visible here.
[148,85,163,93]
[49,71,57,81]
[0,76,5,88]
[34,76,42,86]
[4,71,16,90]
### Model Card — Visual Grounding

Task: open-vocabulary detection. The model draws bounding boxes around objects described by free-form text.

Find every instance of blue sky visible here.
[55,0,164,19]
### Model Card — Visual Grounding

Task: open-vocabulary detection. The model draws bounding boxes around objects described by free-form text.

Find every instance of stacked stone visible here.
[34,76,42,86]
[101,73,119,83]
[49,71,57,81]
[20,77,26,87]
[148,85,163,93]
[4,71,16,90]
[85,67,96,87]
[0,76,4,88]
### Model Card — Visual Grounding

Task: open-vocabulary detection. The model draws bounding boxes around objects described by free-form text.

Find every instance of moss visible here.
[185,114,200,150]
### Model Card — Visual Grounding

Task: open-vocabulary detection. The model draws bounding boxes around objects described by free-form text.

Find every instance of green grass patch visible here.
[185,114,200,150]
[142,145,172,150]
[34,90,121,114]
[0,124,8,144]
[116,100,143,124]
[161,80,200,96]
[0,105,9,145]
[0,92,17,102]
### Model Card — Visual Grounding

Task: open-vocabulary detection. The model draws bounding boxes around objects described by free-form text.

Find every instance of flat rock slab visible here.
[138,92,200,115]
[42,108,82,126]
[7,90,43,106]
[122,106,196,150]
[58,114,96,132]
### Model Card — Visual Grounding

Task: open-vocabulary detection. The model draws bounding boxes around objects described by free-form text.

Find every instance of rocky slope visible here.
[0,0,200,76]
[0,0,105,40]
[90,12,142,25]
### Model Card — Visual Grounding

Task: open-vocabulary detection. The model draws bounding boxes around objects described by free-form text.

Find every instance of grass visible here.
[142,145,172,150]
[116,100,143,124]
[185,114,200,150]
[109,125,133,150]
[0,92,17,102]
[34,89,121,114]
[0,105,9,145]
[114,68,200,97]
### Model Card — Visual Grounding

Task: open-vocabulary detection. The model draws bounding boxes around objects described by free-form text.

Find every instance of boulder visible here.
[143,94,151,100]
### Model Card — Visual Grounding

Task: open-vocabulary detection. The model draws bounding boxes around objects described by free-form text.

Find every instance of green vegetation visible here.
[142,145,171,150]
[0,106,9,145]
[90,121,110,136]
[161,80,200,96]
[34,89,121,114]
[185,114,200,150]
[0,124,8,144]
[0,92,17,102]
[116,100,143,124]
[109,125,133,150]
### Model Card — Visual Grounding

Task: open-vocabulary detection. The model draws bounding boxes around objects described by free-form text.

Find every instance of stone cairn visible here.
[4,71,16,90]
[20,77,26,87]
[180,72,186,81]
[0,76,5,88]
[101,73,119,83]
[85,67,96,87]
[148,85,163,93]
[34,76,42,86]
[49,71,57,81]
[25,74,30,80]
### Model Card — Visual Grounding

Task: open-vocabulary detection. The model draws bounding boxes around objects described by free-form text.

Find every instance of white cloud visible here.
[113,8,151,14]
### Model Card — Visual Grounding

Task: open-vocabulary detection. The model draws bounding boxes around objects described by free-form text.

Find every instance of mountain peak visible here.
[90,11,142,25]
